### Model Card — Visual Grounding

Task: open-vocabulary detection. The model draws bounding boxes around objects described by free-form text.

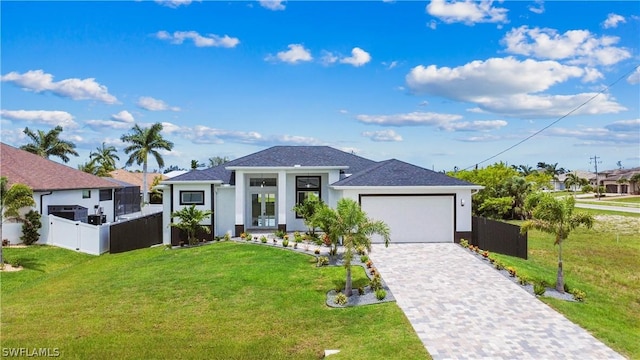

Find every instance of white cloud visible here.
[440,119,507,132]
[383,61,399,70]
[111,110,135,123]
[267,44,313,64]
[137,96,181,111]
[407,57,583,99]
[356,111,463,126]
[156,30,240,48]
[85,119,135,130]
[627,67,640,85]
[155,0,199,8]
[581,67,604,83]
[1,69,118,104]
[321,51,338,66]
[426,0,508,25]
[188,125,263,144]
[602,13,626,29]
[427,20,438,30]
[528,0,544,14]
[259,0,285,11]
[264,135,325,146]
[604,119,640,132]
[502,26,631,66]
[457,134,501,142]
[362,130,403,142]
[546,126,639,145]
[0,109,77,128]
[340,47,371,67]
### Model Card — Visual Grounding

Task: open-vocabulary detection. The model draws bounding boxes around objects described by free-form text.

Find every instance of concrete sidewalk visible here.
[369,243,624,360]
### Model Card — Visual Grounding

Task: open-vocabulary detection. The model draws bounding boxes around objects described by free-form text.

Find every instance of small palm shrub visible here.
[357,287,365,295]
[370,274,382,291]
[282,238,289,247]
[459,239,469,248]
[506,267,516,277]
[356,245,367,255]
[245,233,252,241]
[360,255,369,263]
[317,256,329,267]
[375,289,387,301]
[534,282,546,296]
[570,288,586,302]
[274,229,286,239]
[260,236,268,243]
[334,293,347,305]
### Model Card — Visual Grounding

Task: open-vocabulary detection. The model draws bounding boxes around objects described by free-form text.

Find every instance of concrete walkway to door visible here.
[369,243,624,360]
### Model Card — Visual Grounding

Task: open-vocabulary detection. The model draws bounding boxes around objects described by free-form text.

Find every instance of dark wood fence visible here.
[109,212,162,254]
[472,216,527,259]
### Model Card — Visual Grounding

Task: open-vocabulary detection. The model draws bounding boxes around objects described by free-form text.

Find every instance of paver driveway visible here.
[369,243,624,360]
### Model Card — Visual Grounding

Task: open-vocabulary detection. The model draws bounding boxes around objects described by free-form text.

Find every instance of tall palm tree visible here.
[1,177,36,265]
[512,164,535,176]
[120,123,174,204]
[320,198,390,296]
[563,173,587,196]
[20,126,79,163]
[190,160,204,170]
[90,142,120,173]
[521,193,594,293]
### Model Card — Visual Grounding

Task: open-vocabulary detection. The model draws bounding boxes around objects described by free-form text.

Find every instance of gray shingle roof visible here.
[168,165,233,183]
[331,159,477,187]
[225,146,376,173]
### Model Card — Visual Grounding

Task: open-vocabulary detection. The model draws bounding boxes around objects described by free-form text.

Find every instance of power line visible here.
[463,64,640,171]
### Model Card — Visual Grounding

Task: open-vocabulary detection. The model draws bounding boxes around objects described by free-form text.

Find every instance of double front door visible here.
[250,192,276,228]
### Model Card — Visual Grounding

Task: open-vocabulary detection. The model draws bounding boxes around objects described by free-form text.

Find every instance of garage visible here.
[360,194,454,243]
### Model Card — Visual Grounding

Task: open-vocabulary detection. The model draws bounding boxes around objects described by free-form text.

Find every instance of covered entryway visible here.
[360,194,454,243]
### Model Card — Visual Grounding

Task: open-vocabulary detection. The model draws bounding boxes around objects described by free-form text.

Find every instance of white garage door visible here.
[361,195,454,243]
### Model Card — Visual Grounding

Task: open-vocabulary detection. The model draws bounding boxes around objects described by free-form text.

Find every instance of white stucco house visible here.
[159,146,482,245]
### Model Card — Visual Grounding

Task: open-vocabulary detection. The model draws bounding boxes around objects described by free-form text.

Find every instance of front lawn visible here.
[1,243,429,359]
[494,211,640,358]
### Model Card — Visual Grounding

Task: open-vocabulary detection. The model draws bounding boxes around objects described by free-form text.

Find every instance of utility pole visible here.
[590,155,602,200]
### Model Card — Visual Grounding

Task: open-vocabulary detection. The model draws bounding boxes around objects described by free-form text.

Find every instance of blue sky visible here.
[1,0,639,173]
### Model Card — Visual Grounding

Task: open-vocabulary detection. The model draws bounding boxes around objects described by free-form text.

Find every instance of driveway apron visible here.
[369,243,624,360]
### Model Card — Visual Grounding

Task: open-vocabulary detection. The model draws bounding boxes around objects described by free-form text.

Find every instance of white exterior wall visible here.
[35,189,116,223]
[215,185,235,237]
[284,171,333,232]
[170,183,215,224]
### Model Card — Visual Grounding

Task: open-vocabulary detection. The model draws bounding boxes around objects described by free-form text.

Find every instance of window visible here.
[295,176,321,218]
[82,189,91,199]
[99,189,112,201]
[249,178,277,187]
[180,191,205,205]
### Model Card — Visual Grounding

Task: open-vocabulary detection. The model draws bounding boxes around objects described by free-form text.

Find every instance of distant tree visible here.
[163,165,184,174]
[564,173,588,196]
[536,162,566,179]
[512,164,535,176]
[521,193,594,293]
[190,160,204,170]
[149,175,164,204]
[500,176,533,219]
[208,156,230,167]
[1,177,36,264]
[170,205,213,245]
[120,123,174,204]
[90,142,120,173]
[630,173,640,195]
[616,161,623,170]
[317,198,390,297]
[20,126,79,163]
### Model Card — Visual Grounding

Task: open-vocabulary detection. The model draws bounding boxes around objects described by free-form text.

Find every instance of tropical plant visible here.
[1,177,36,264]
[20,210,42,245]
[120,123,174,204]
[90,142,120,173]
[292,192,323,237]
[20,126,79,163]
[631,173,640,195]
[77,160,104,176]
[190,160,204,170]
[564,173,588,196]
[536,162,566,179]
[511,164,535,176]
[170,204,213,245]
[317,198,390,296]
[208,156,230,167]
[375,288,387,301]
[521,193,594,293]
[149,176,164,204]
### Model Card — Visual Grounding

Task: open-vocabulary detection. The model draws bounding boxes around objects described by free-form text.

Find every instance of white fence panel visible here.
[46,215,109,255]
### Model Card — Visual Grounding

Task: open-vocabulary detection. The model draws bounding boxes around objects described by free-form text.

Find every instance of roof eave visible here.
[225,166,349,171]
[330,185,484,190]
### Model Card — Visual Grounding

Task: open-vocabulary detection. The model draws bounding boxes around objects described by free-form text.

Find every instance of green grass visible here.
[1,243,429,360]
[573,207,640,218]
[494,211,640,358]
[600,196,640,204]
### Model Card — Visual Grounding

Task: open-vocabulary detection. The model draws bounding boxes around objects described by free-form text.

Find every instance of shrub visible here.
[356,245,367,255]
[317,256,329,266]
[482,250,489,258]
[370,268,377,276]
[274,229,286,239]
[224,233,230,241]
[365,260,373,268]
[244,233,252,241]
[570,288,586,302]
[506,266,516,277]
[375,289,387,301]
[370,274,383,291]
[563,282,570,293]
[314,248,320,255]
[240,232,247,239]
[534,282,546,296]
[518,275,530,286]
[282,239,289,247]
[494,260,505,271]
[260,236,268,244]
[322,234,332,246]
[581,184,593,193]
[357,287,365,295]
[360,255,369,263]
[21,210,42,245]
[334,281,345,292]
[459,239,469,248]
[334,293,347,305]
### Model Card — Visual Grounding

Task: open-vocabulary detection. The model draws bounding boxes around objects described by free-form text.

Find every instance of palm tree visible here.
[320,198,390,296]
[208,156,230,167]
[512,164,535,176]
[521,193,594,293]
[563,173,587,196]
[630,173,640,195]
[190,160,204,170]
[170,205,213,245]
[90,142,120,173]
[20,126,79,163]
[1,177,36,265]
[120,123,174,204]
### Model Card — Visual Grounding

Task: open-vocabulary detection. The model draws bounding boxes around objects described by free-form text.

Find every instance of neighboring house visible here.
[554,170,596,192]
[1,143,129,243]
[164,170,188,178]
[599,167,640,195]
[109,169,166,202]
[160,146,482,245]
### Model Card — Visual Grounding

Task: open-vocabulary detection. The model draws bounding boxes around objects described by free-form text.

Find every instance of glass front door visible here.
[251,193,276,228]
